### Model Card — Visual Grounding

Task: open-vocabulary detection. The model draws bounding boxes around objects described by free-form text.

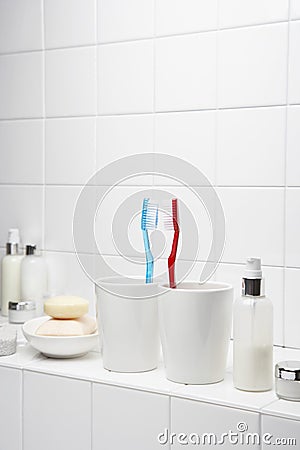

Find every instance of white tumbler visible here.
[96,277,160,373]
[159,282,233,384]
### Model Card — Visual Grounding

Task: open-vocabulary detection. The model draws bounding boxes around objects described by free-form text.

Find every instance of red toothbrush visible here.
[166,198,180,288]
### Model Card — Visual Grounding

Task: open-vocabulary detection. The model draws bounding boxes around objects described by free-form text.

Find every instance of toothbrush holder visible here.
[158,281,233,384]
[95,277,160,373]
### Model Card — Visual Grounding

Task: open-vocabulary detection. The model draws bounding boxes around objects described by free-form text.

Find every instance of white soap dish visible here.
[22,316,99,358]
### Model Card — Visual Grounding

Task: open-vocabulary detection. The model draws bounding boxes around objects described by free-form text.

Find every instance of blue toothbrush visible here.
[141,198,158,283]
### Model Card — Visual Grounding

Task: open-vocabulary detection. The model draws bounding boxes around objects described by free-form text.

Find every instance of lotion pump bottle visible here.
[21,245,47,316]
[1,229,24,316]
[233,257,273,392]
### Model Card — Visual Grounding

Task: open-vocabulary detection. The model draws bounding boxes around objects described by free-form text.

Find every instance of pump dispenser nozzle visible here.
[244,257,262,279]
[242,257,265,297]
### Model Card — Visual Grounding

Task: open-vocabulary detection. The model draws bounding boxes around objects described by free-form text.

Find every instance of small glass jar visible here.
[0,325,17,356]
[275,361,300,401]
[8,301,36,324]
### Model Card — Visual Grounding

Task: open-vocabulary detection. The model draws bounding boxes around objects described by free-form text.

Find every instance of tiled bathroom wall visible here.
[0,0,299,348]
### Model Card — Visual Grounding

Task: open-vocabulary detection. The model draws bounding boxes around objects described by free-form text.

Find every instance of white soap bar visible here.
[36,315,97,336]
[44,296,89,319]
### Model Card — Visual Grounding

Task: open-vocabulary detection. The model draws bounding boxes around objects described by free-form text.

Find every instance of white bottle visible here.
[21,245,47,317]
[1,229,24,316]
[233,257,273,392]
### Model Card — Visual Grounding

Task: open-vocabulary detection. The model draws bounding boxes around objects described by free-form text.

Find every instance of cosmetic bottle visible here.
[233,257,273,392]
[21,245,47,316]
[1,229,24,316]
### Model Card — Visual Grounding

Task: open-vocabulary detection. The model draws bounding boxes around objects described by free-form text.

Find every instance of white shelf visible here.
[0,340,299,421]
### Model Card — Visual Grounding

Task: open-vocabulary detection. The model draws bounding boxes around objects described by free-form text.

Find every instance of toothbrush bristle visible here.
[162,198,179,231]
[141,198,158,230]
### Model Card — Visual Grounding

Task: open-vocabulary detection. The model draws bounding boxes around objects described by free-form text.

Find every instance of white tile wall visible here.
[0,0,42,54]
[44,0,96,49]
[0,367,22,450]
[285,268,300,348]
[0,120,43,184]
[288,21,300,104]
[216,107,286,186]
[219,0,289,28]
[287,107,300,186]
[218,24,288,108]
[0,1,299,348]
[98,0,155,43]
[291,0,300,19]
[93,383,169,450]
[45,47,96,117]
[285,189,300,268]
[0,53,43,119]
[45,118,96,185]
[156,33,217,111]
[98,40,154,114]
[156,0,218,36]
[23,371,91,450]
[218,188,285,266]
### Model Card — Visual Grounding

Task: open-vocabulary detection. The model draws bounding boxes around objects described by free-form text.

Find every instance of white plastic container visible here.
[1,229,24,316]
[233,258,273,392]
[159,281,233,384]
[275,361,300,401]
[21,245,47,316]
[96,277,160,373]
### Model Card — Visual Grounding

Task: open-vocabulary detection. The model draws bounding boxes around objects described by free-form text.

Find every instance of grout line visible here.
[1,104,299,123]
[0,18,296,59]
[168,396,171,450]
[21,369,24,450]
[282,0,292,347]
[41,0,46,252]
[90,382,93,450]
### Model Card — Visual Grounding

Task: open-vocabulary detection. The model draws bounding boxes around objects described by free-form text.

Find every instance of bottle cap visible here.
[25,245,36,256]
[275,361,300,381]
[244,257,262,279]
[242,257,264,297]
[8,301,36,311]
[8,228,20,245]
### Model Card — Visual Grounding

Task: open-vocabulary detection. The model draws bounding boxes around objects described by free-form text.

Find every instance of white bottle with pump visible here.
[233,257,273,392]
[1,229,24,316]
[21,245,47,317]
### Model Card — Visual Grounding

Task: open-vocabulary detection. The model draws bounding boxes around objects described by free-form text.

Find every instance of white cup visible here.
[95,277,160,373]
[159,281,233,384]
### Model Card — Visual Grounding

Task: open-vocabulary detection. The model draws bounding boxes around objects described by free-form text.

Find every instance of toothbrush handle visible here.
[168,229,179,288]
[142,230,154,283]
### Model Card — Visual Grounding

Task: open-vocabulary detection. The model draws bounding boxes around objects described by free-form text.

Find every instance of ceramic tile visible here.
[98,40,154,114]
[155,111,216,185]
[218,24,288,108]
[44,0,96,48]
[98,0,154,42]
[289,21,300,104]
[284,268,300,348]
[285,189,300,267]
[45,117,96,185]
[217,107,285,186]
[156,0,218,36]
[0,53,43,119]
[219,0,289,28]
[218,188,285,267]
[0,120,43,184]
[0,186,43,248]
[23,371,91,450]
[287,107,300,186]
[45,46,96,117]
[0,0,42,53]
[156,33,217,111]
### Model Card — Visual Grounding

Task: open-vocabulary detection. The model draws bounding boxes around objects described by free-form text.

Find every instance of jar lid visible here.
[8,301,36,311]
[275,361,300,381]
